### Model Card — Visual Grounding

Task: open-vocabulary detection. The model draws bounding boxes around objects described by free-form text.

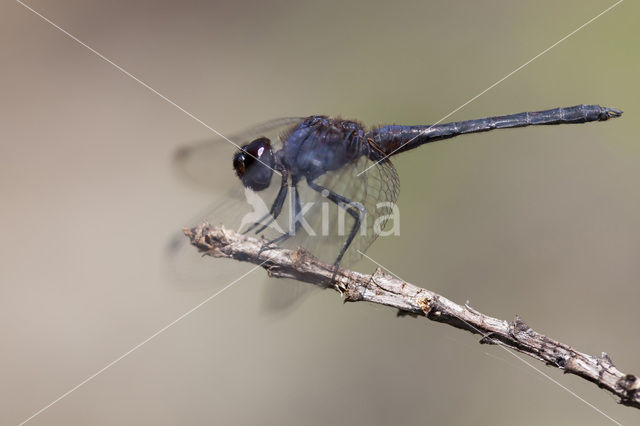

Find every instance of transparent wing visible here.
[169,117,399,311]
[285,156,400,267]
[166,182,318,311]
[169,117,317,309]
[169,117,303,286]
[168,156,399,305]
[354,157,400,258]
[260,278,317,314]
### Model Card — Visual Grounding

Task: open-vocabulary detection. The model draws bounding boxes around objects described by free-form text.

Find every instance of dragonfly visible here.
[173,104,622,275]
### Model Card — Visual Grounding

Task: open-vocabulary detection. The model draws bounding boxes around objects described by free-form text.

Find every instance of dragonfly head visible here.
[233,137,275,191]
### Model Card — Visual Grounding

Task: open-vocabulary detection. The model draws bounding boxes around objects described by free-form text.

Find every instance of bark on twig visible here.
[184,222,640,410]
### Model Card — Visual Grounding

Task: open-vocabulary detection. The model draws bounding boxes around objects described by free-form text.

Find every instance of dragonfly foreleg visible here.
[245,169,289,235]
[257,183,304,256]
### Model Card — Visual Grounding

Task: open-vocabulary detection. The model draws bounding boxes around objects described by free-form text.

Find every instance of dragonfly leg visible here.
[258,183,303,255]
[244,169,289,235]
[306,179,366,273]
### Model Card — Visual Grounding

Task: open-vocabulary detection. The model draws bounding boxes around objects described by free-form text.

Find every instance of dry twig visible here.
[185,222,640,409]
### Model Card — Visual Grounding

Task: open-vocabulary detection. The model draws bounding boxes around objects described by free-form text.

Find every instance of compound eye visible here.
[232,137,274,191]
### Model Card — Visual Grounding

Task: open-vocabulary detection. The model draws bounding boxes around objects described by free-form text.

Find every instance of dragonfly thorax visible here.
[282,116,368,182]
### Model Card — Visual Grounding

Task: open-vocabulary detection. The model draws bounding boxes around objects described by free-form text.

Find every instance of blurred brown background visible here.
[1,0,638,425]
